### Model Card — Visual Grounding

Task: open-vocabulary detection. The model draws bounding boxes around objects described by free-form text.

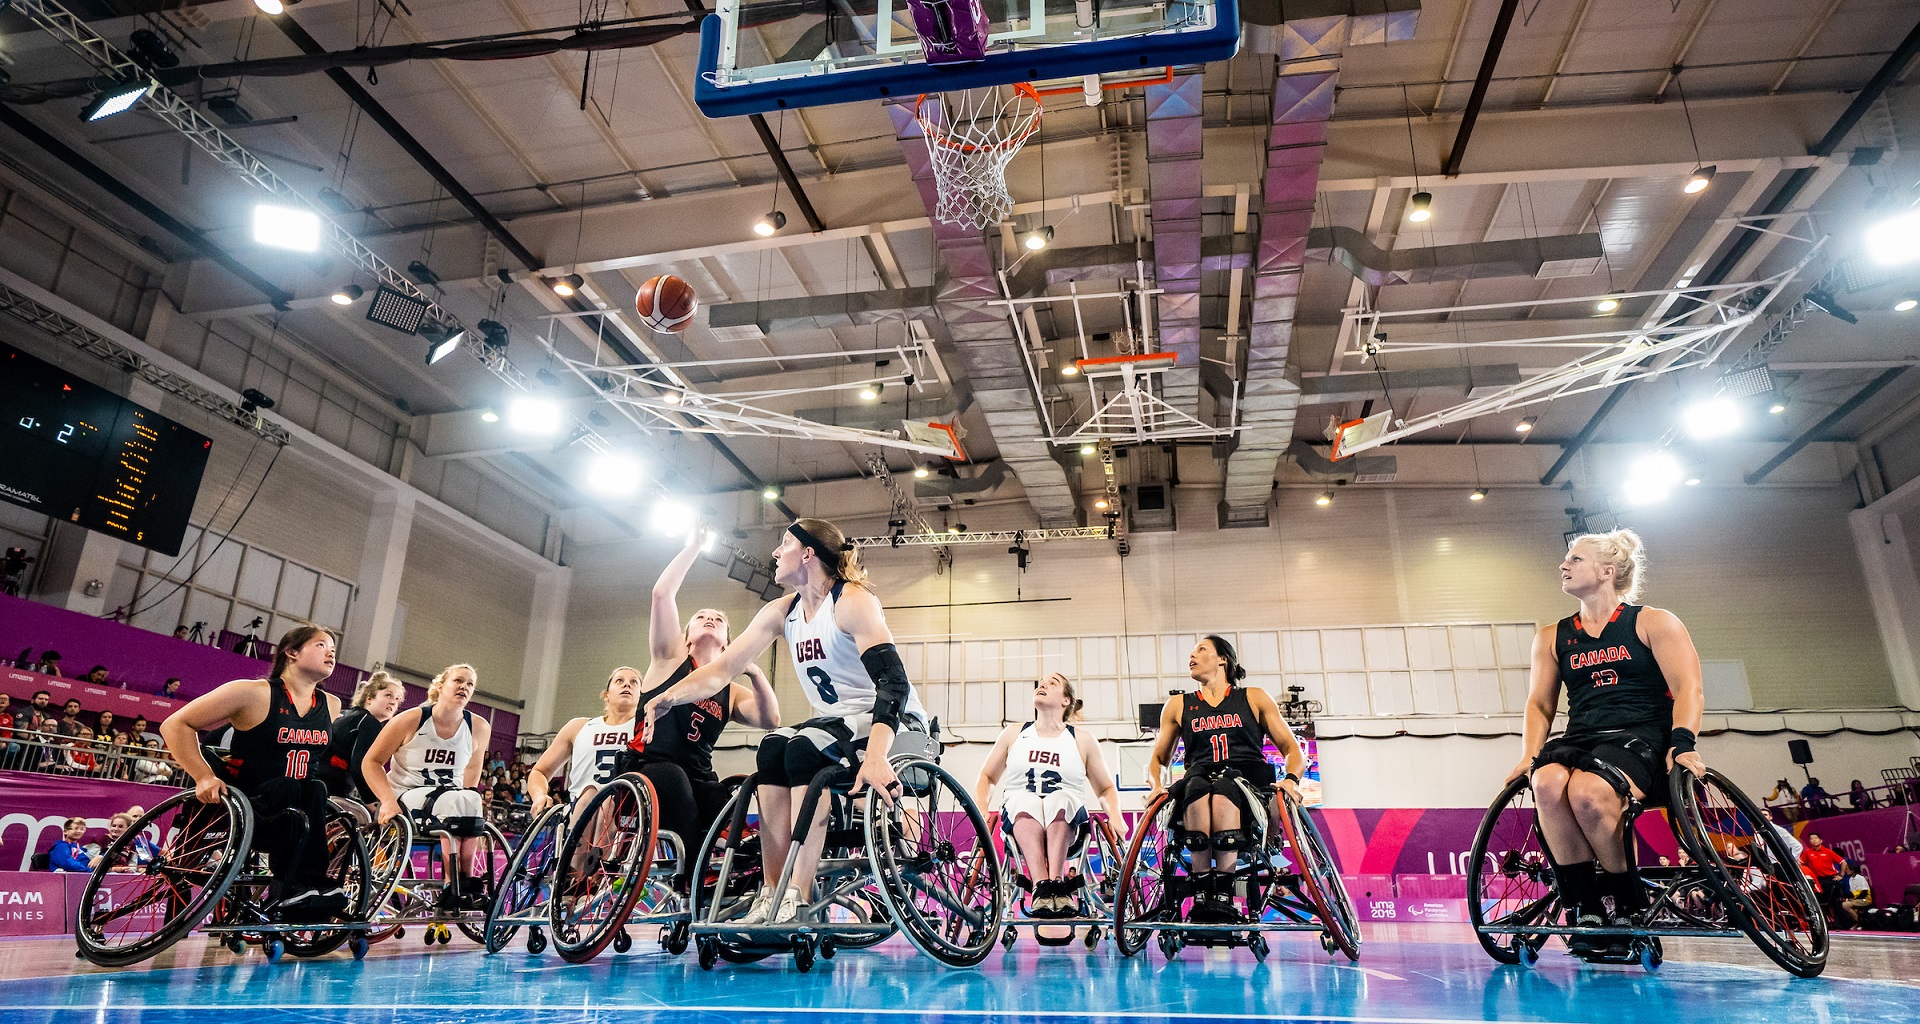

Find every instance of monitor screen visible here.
[0,342,212,556]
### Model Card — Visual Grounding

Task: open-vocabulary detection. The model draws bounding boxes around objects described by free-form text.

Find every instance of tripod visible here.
[186,621,208,644]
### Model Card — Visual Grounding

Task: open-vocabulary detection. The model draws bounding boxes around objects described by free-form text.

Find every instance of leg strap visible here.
[1209,829,1251,852]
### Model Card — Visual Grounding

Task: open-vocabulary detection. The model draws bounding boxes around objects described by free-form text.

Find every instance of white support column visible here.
[340,488,416,671]
[1851,474,1920,710]
[519,564,571,735]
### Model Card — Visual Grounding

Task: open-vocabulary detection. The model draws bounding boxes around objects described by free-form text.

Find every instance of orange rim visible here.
[913,83,1043,153]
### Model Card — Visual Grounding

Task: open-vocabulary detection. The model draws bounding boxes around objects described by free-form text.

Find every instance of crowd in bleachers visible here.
[0,688,186,785]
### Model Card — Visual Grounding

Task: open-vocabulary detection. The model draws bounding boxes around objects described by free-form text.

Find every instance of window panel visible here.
[197,537,243,593]
[278,563,318,620]
[1363,627,1408,671]
[235,550,282,608]
[1040,637,1078,677]
[313,578,351,631]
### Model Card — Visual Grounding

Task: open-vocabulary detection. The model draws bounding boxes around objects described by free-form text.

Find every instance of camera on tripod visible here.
[1,547,35,597]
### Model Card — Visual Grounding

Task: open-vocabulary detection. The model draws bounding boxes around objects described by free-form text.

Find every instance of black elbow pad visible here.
[860,642,910,730]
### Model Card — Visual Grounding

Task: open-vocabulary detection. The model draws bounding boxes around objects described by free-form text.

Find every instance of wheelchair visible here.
[989,810,1124,950]
[358,790,513,948]
[1111,777,1361,962]
[1468,765,1828,976]
[75,787,376,967]
[523,772,705,963]
[690,736,1004,971]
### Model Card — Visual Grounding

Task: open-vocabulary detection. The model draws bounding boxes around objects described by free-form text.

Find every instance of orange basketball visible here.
[636,274,698,334]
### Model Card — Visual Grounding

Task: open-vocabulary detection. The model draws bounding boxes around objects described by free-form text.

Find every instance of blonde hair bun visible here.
[1575,528,1648,603]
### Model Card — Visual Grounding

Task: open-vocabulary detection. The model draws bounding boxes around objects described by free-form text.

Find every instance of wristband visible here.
[1283,771,1301,785]
[1669,728,1697,755]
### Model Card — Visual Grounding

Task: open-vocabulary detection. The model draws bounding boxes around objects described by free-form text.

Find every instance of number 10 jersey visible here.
[784,581,927,723]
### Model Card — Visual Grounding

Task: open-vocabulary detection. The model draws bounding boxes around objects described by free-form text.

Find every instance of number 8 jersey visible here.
[785,581,927,722]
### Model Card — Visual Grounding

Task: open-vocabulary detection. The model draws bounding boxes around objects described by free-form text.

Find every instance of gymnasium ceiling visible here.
[2,0,1919,541]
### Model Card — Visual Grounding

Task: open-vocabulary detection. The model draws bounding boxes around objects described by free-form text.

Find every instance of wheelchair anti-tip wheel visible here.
[1466,775,1560,966]
[867,756,1004,969]
[1670,767,1828,978]
[486,804,566,954]
[549,774,657,964]
[76,788,254,968]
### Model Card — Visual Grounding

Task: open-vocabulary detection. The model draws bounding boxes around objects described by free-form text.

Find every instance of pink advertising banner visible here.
[0,872,69,936]
[2,668,184,723]
[0,769,179,871]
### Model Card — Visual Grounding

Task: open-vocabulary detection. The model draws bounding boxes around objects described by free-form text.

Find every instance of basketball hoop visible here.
[914,84,1043,230]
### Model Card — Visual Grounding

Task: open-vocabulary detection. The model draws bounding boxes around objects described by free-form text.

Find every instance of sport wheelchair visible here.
[1112,778,1360,962]
[75,788,376,967]
[1468,765,1827,976]
[358,793,513,948]
[989,811,1125,951]
[690,738,1004,971]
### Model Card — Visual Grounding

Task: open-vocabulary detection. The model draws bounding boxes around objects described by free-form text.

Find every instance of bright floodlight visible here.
[651,499,696,538]
[585,452,643,498]
[426,330,466,365]
[80,81,151,122]
[507,395,563,435]
[1623,451,1686,506]
[1684,165,1716,194]
[1865,209,1920,266]
[1682,394,1744,439]
[253,0,285,12]
[252,204,321,252]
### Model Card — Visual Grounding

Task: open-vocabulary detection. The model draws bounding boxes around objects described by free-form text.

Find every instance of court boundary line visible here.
[0,1005,1590,1024]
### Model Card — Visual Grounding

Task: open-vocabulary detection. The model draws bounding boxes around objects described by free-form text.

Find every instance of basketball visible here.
[636,274,697,334]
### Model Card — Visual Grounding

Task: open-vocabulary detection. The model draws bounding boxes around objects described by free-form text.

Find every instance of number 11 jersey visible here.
[784,581,927,723]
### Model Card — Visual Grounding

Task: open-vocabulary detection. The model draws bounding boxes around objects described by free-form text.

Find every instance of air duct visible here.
[887,102,1079,528]
[1146,73,1206,418]
[1220,18,1343,528]
[1307,226,1604,286]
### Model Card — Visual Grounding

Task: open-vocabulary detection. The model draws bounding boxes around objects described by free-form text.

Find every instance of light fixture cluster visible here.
[1623,450,1687,506]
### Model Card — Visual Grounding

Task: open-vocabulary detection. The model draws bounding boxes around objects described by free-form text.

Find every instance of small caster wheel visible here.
[1001,927,1017,950]
[225,935,246,955]
[1640,937,1663,972]
[1085,926,1101,951]
[697,935,719,970]
[527,929,548,955]
[1158,931,1180,962]
[265,939,285,964]
[350,937,370,961]
[1320,931,1338,955]
[422,927,435,947]
[440,924,454,945]
[793,935,816,973]
[612,929,632,954]
[394,927,406,940]
[1250,933,1270,962]
[819,937,837,960]
[663,920,689,955]
[1518,940,1540,967]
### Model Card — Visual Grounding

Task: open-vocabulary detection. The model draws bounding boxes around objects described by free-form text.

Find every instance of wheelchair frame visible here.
[527,773,703,963]
[1468,765,1828,976]
[989,811,1124,951]
[1112,780,1361,962]
[75,788,378,967]
[356,795,514,949]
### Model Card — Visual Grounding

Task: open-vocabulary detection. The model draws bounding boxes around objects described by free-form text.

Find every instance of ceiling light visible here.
[1469,488,1487,502]
[1060,362,1080,376]
[947,524,962,534]
[1682,394,1744,440]
[479,408,499,423]
[1407,191,1433,223]
[1079,443,1097,456]
[858,383,882,402]
[1896,298,1918,312]
[753,210,787,237]
[1624,451,1685,506]
[659,390,682,405]
[80,81,153,122]
[1314,491,1332,507]
[1865,210,1920,266]
[761,483,783,502]
[1595,295,1620,313]
[253,0,285,12]
[550,274,583,297]
[585,452,643,498]
[1515,416,1537,433]
[329,284,363,306]
[1684,476,1701,486]
[251,204,321,252]
[1094,497,1111,510]
[1023,225,1055,251]
[651,499,696,537]
[1684,165,1716,194]
[426,330,465,365]
[507,396,563,435]
[1768,395,1788,415]
[913,464,931,479]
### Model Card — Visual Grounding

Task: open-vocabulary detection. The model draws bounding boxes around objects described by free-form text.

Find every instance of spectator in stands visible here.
[130,716,156,743]
[1849,779,1879,812]
[84,665,110,686]
[129,736,173,786]
[161,678,181,699]
[1801,833,1848,904]
[48,817,91,872]
[1802,777,1835,816]
[92,812,156,872]
[0,693,16,765]
[107,731,132,780]
[32,651,62,676]
[64,725,99,775]
[21,691,53,735]
[172,625,190,640]
[57,699,82,736]
[96,710,116,739]
[1839,863,1873,929]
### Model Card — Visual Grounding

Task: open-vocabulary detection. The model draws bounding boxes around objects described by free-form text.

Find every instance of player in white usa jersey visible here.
[527,666,643,819]
[362,663,494,908]
[643,516,923,925]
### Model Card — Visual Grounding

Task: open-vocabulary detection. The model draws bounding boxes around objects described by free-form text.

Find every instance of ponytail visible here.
[1204,635,1246,682]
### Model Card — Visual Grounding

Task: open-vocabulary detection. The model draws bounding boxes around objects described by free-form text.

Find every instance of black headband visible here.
[788,523,848,574]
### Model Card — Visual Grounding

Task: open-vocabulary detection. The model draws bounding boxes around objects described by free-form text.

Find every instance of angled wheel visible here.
[688,783,771,965]
[550,775,656,964]
[1671,767,1827,977]
[456,822,515,945]
[284,806,374,957]
[75,788,254,967]
[1112,790,1177,958]
[1278,793,1360,961]
[1467,775,1559,966]
[822,888,898,949]
[867,755,1004,968]
[361,813,414,943]
[486,804,565,954]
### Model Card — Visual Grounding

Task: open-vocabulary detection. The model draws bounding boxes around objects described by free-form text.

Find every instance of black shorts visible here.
[1535,722,1669,808]
[1170,761,1276,820]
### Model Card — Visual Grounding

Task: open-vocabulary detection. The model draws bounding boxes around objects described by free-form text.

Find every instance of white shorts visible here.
[1001,788,1087,827]
[399,786,484,820]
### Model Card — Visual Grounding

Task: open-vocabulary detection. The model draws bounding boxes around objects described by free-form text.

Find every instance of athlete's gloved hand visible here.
[851,755,901,806]
[376,798,402,825]
[1278,776,1301,804]
[193,774,227,805]
[1669,749,1706,778]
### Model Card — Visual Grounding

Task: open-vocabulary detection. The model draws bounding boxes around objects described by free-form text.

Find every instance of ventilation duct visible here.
[1308,226,1604,287]
[706,286,939,336]
[1146,73,1207,419]
[887,102,1079,528]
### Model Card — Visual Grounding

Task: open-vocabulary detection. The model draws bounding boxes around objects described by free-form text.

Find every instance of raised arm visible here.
[361,706,426,823]
[650,527,709,663]
[1144,697,1183,800]
[1642,606,1706,776]
[1507,624,1564,783]
[1248,687,1305,800]
[159,678,266,805]
[643,597,788,740]
[973,723,1021,812]
[729,662,781,730]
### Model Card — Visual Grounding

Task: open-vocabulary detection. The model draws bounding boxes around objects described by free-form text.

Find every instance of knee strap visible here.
[442,815,487,839]
[755,735,791,788]
[1176,829,1212,851]
[1209,829,1250,852]
[1580,756,1635,802]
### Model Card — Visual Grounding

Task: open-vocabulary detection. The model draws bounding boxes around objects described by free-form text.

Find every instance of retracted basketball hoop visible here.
[914,84,1042,230]
[1331,410,1393,460]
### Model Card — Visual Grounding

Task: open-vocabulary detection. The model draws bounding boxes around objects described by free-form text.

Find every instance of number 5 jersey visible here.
[784,581,927,724]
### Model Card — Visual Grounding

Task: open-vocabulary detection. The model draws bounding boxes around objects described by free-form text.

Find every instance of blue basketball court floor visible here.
[4,925,1914,1023]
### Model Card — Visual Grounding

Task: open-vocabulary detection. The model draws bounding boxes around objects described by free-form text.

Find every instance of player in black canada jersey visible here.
[1506,529,1706,955]
[619,526,779,866]
[159,624,347,921]
[1146,635,1306,923]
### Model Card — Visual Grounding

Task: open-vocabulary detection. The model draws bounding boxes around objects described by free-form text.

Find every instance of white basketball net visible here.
[915,84,1043,230]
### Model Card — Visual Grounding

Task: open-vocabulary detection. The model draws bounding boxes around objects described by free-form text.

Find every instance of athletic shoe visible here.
[1030,879,1060,917]
[771,888,802,924]
[739,889,778,924]
[1185,876,1223,924]
[274,886,350,922]
[1567,910,1606,957]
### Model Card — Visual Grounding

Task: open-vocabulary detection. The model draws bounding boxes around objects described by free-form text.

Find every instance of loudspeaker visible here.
[1788,739,1814,765]
[1138,703,1163,731]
